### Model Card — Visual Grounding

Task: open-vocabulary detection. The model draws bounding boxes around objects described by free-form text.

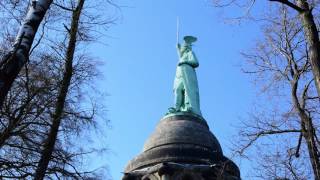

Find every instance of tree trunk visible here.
[303,117,320,180]
[34,0,85,179]
[291,78,320,180]
[295,0,320,101]
[295,1,320,179]
[0,0,53,108]
[0,119,19,148]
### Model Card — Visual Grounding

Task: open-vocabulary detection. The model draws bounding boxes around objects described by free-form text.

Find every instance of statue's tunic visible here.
[174,46,201,116]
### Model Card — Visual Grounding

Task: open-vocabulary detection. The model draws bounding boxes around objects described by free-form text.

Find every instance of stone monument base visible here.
[122,113,240,180]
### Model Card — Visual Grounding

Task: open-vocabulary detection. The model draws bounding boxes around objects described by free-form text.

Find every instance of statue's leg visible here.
[174,82,184,111]
[183,74,201,115]
[184,91,191,112]
[185,88,201,115]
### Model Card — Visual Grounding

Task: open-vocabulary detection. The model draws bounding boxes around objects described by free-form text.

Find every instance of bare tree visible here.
[0,0,115,179]
[212,0,320,178]
[34,0,85,178]
[0,39,107,179]
[227,6,320,179]
[0,0,53,108]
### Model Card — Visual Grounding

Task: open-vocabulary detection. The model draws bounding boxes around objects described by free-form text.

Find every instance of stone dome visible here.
[124,112,225,172]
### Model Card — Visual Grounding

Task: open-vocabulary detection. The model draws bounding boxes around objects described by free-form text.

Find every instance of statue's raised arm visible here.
[169,36,202,116]
[177,43,182,57]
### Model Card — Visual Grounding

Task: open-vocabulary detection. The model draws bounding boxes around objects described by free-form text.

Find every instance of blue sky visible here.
[91,0,262,179]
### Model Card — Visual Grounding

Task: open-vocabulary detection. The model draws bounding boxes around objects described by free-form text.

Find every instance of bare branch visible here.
[269,0,304,12]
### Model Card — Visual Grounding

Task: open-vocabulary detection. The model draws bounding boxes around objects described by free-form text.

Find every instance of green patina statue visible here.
[169,36,201,116]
